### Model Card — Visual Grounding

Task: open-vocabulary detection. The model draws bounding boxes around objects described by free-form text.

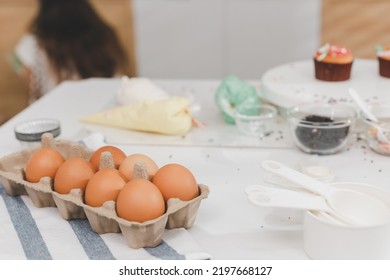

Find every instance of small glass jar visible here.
[359,103,390,156]
[365,121,390,156]
[235,103,277,137]
[14,119,61,148]
[287,102,356,155]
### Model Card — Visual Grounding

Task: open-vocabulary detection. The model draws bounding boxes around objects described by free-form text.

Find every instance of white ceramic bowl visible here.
[303,182,390,259]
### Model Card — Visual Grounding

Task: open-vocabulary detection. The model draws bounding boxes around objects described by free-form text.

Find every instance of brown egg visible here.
[90,145,126,171]
[25,147,65,183]
[116,178,165,223]
[53,157,95,194]
[119,154,158,180]
[85,168,127,207]
[152,163,199,201]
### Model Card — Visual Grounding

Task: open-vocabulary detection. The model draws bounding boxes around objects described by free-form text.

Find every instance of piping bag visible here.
[80,96,193,136]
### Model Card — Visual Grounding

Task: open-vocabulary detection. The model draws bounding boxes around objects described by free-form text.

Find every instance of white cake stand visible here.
[259,59,390,109]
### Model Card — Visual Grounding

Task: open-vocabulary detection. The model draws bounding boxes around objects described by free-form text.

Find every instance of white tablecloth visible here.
[1,77,390,260]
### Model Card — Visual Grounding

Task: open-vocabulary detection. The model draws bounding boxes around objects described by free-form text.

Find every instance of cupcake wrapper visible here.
[314,59,353,81]
[378,57,390,78]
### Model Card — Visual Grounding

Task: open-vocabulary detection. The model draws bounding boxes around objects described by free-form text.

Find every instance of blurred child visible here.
[14,0,131,103]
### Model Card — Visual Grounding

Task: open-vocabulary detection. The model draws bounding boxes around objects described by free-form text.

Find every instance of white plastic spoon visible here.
[348,88,378,121]
[348,87,390,144]
[261,160,390,227]
[245,185,347,225]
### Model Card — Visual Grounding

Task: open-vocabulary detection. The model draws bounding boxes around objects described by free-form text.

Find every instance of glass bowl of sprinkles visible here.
[366,122,390,156]
[287,102,357,155]
[359,103,390,156]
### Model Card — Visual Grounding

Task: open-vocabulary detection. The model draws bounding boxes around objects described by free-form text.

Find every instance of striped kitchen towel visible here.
[0,185,211,260]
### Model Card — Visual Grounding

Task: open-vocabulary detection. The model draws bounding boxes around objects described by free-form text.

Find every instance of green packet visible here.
[215,76,260,124]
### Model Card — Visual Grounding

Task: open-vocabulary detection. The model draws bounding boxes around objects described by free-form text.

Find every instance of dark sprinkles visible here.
[295,115,350,151]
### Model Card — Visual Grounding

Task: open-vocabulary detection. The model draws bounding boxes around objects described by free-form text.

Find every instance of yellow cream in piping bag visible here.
[80,96,192,136]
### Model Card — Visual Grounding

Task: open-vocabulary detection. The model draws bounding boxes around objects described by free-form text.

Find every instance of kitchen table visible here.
[1,77,390,260]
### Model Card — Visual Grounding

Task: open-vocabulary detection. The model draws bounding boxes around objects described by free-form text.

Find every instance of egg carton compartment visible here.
[0,134,209,249]
[0,137,93,204]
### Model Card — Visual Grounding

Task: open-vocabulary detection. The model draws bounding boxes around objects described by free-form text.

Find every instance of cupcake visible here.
[313,43,353,81]
[376,45,390,78]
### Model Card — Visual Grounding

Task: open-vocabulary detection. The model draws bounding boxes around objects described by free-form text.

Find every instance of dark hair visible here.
[30,0,130,82]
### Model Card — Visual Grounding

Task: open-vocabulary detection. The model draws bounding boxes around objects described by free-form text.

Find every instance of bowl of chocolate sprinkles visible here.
[287,103,357,155]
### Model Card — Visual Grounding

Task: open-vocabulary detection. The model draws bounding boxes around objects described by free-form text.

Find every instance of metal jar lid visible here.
[14,119,61,142]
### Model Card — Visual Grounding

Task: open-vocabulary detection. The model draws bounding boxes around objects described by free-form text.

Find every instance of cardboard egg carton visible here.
[0,133,209,249]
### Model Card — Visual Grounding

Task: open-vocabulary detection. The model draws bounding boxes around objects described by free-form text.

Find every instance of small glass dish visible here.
[287,102,356,155]
[365,121,390,156]
[357,103,390,155]
[14,118,61,148]
[235,103,277,137]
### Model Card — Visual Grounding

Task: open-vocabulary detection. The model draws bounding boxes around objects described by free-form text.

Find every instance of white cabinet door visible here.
[226,0,321,78]
[132,0,321,79]
[133,0,225,79]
